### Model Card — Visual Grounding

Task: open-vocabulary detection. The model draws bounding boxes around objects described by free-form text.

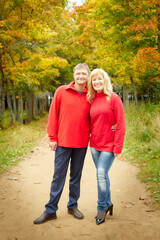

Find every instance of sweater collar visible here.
[95,91,106,96]
[66,82,88,93]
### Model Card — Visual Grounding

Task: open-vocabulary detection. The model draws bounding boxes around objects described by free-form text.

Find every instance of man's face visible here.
[74,68,89,86]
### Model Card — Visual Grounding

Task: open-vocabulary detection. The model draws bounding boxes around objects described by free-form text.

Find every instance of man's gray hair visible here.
[73,63,90,75]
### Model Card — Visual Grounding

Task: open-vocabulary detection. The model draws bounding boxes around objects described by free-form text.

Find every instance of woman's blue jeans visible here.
[91,147,115,212]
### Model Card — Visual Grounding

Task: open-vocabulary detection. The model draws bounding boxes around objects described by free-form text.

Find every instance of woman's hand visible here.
[111,124,117,131]
[114,153,119,157]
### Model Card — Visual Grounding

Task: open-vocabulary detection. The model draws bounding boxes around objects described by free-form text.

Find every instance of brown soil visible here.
[0,134,159,240]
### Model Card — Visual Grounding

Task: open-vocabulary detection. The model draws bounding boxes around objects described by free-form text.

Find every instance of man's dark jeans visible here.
[44,146,87,214]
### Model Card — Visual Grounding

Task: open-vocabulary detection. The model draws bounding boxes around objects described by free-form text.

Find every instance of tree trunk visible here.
[0,78,3,125]
[45,95,48,111]
[18,89,23,123]
[33,94,38,119]
[39,98,43,115]
[6,80,14,124]
[130,76,138,106]
[25,100,28,124]
[0,53,5,116]
[21,91,23,123]
[2,87,5,114]
[43,98,45,112]
[27,90,33,123]
[0,77,3,116]
[122,84,129,109]
[12,81,17,120]
[157,4,160,52]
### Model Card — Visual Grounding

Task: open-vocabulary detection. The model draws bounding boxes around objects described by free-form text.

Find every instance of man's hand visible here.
[49,142,58,151]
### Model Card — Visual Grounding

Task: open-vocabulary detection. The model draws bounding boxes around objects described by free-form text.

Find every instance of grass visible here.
[0,113,48,174]
[123,102,160,206]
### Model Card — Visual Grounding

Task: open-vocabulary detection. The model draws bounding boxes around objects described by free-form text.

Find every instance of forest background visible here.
[0,0,160,205]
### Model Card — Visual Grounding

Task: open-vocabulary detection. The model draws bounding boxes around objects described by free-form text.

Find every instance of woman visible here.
[87,68,125,225]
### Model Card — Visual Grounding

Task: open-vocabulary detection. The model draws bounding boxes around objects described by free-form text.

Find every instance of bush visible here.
[0,111,12,129]
[0,114,48,173]
[123,102,160,205]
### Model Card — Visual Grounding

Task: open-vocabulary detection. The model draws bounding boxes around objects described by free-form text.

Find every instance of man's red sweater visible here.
[90,92,125,154]
[47,82,90,148]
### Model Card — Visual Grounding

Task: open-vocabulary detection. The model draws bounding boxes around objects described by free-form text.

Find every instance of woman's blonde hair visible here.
[87,68,113,103]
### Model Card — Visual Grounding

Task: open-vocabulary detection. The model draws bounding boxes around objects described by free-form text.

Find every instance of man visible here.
[34,63,90,224]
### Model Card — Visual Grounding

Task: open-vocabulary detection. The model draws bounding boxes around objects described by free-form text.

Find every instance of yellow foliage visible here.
[111,4,123,11]
[6,30,27,39]
[50,57,68,68]
[0,20,6,27]
[37,57,68,70]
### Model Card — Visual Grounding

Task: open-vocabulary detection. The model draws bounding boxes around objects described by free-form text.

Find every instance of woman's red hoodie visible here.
[90,92,125,154]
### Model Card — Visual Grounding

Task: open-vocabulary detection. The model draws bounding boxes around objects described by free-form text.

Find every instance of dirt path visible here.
[0,134,160,240]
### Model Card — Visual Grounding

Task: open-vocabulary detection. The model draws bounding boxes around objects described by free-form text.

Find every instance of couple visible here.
[34,63,125,225]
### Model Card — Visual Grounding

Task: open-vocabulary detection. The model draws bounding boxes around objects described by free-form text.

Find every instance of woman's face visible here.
[91,73,104,93]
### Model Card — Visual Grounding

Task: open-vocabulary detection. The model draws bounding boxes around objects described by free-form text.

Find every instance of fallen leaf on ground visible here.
[139,197,145,200]
[145,209,154,212]
[56,226,61,228]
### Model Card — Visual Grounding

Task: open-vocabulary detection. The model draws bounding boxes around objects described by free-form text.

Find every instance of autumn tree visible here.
[0,0,68,125]
[70,0,160,107]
